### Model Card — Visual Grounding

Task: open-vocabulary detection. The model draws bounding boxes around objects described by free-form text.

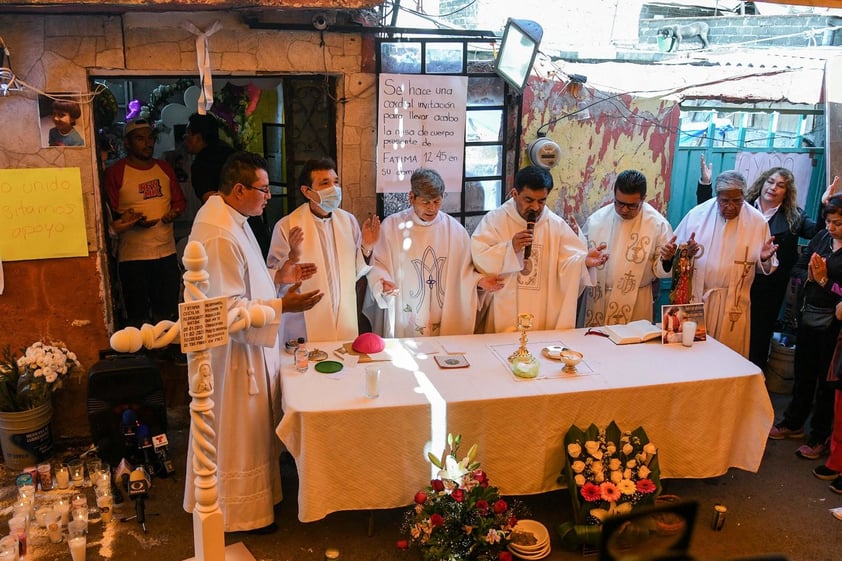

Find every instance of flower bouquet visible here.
[557,421,660,549]
[400,433,529,561]
[0,341,80,412]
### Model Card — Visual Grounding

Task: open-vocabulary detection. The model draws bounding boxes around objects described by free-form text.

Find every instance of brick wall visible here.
[639,14,842,50]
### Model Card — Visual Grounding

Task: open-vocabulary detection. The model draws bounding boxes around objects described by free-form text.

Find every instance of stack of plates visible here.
[507,519,551,560]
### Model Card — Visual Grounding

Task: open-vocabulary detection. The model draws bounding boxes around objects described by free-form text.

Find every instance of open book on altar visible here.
[595,319,662,345]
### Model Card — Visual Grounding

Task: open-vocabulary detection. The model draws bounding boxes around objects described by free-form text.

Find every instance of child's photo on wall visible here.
[38,93,86,148]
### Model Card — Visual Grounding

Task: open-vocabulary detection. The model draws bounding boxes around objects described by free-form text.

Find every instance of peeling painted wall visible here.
[522,77,680,227]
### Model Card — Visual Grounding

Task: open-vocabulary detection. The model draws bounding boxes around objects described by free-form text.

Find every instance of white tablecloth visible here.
[276,329,774,522]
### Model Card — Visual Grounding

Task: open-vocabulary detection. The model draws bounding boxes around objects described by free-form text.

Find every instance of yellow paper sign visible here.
[0,167,88,261]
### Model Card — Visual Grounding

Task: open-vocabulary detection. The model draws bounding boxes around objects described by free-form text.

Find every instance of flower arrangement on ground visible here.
[558,422,660,549]
[0,340,80,412]
[400,433,529,561]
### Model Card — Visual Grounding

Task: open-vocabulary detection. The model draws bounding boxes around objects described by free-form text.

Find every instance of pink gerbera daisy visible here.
[636,478,656,494]
[600,481,621,502]
[581,482,602,502]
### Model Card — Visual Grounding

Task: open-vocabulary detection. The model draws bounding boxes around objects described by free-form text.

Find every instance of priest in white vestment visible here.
[582,170,674,326]
[672,171,779,356]
[184,152,322,533]
[471,166,607,333]
[268,157,380,344]
[366,168,504,337]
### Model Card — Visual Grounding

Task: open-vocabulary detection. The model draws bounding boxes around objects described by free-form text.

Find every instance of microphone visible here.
[136,424,157,476]
[523,210,537,260]
[152,433,176,477]
[122,409,139,464]
[129,467,150,532]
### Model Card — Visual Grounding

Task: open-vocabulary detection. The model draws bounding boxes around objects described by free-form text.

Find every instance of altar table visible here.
[275,329,774,522]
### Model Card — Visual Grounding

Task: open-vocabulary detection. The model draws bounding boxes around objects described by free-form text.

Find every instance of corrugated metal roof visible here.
[543,46,830,104]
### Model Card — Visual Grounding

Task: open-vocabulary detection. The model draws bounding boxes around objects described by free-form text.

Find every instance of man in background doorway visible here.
[184,112,271,257]
[103,118,186,328]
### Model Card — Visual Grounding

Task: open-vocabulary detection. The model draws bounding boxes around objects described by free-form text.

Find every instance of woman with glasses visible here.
[673,170,778,356]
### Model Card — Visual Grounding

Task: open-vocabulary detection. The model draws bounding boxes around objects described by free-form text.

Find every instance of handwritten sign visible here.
[0,167,87,261]
[377,73,468,193]
[179,296,229,353]
[734,152,814,208]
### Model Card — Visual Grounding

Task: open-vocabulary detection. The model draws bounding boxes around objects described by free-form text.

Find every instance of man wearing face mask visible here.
[268,157,381,343]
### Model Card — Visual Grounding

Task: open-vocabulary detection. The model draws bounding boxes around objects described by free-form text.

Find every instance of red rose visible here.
[451,488,465,502]
[507,515,518,527]
[493,499,508,514]
[473,469,489,488]
[414,491,427,504]
[430,513,445,527]
[475,499,489,515]
[431,479,445,492]
[499,552,513,561]
[396,539,409,550]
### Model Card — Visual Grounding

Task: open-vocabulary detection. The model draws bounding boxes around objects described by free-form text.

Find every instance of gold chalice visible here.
[508,313,535,363]
[559,350,584,374]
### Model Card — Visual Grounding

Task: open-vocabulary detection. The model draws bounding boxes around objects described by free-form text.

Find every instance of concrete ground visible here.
[1,387,840,561]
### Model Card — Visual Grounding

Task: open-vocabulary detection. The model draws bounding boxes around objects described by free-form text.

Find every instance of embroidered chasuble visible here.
[367,208,482,337]
[471,199,594,333]
[674,199,776,356]
[184,196,283,532]
[582,202,673,326]
[268,204,370,343]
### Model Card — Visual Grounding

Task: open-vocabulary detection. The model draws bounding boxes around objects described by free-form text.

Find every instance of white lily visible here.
[438,454,469,483]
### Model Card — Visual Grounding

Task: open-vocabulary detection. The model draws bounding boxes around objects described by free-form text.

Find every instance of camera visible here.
[312,13,328,31]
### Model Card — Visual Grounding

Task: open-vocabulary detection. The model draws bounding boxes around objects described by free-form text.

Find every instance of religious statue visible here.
[669,243,694,304]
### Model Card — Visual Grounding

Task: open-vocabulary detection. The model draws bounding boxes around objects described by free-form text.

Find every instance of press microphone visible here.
[122,409,139,464]
[136,424,157,476]
[129,467,149,532]
[152,433,176,477]
[523,210,537,260]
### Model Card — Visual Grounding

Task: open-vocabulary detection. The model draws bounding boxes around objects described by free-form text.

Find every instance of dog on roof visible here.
[658,22,710,52]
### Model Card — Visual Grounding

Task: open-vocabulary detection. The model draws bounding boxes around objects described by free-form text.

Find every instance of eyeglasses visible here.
[716,196,744,208]
[241,183,271,195]
[613,199,642,210]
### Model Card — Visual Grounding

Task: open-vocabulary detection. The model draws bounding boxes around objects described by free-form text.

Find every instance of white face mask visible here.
[311,185,342,213]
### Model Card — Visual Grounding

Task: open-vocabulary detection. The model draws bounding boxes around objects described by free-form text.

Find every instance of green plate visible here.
[314,360,343,374]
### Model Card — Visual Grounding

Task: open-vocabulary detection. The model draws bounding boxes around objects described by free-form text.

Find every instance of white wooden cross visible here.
[110,241,276,561]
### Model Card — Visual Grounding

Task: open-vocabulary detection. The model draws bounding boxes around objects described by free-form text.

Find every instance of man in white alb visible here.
[582,169,674,326]
[471,165,607,333]
[268,157,380,343]
[366,168,504,337]
[669,170,779,356]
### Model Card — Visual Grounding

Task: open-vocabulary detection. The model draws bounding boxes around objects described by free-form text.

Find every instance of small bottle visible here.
[295,337,309,372]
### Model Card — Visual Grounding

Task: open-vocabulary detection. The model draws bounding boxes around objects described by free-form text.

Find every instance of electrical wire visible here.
[399,0,480,19]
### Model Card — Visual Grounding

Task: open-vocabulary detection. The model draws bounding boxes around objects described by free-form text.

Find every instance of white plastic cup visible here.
[68,535,86,561]
[364,366,381,398]
[682,321,697,347]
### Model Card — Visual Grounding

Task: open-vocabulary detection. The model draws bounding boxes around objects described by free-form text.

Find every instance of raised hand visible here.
[288,226,304,262]
[276,260,317,284]
[822,176,840,205]
[282,282,324,313]
[700,154,713,184]
[585,242,609,268]
[660,235,678,261]
[361,214,381,250]
[760,236,778,262]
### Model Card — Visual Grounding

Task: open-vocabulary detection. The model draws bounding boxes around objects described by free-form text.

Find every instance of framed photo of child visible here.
[38,92,86,148]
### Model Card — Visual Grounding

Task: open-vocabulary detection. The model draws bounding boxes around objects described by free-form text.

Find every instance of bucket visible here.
[0,402,54,470]
[766,337,795,395]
